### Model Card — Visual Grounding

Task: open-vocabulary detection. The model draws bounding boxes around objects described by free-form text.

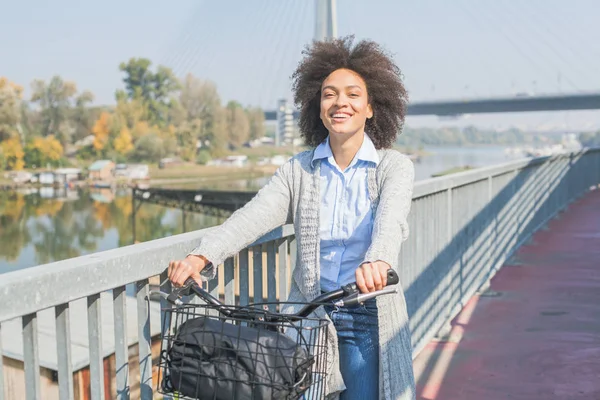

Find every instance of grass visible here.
[148,164,278,182]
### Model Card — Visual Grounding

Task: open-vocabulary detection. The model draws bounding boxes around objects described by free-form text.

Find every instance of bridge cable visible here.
[490,1,589,92]
[521,0,600,89]
[454,0,537,96]
[468,0,579,92]
[159,1,210,77]
[460,0,579,93]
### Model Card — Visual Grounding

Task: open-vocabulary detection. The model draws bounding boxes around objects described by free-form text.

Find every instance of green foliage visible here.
[225,101,249,148]
[130,132,176,162]
[118,58,180,127]
[30,76,79,146]
[196,149,211,165]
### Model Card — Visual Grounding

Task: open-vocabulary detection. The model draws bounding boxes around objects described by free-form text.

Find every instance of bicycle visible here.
[153,268,400,400]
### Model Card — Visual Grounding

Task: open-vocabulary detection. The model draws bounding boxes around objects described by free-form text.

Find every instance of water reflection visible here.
[0,186,228,273]
[1,146,511,273]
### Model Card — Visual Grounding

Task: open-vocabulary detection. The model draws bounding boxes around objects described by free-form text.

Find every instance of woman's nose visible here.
[335,94,349,107]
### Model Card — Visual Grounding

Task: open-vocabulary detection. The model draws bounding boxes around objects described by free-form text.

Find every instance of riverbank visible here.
[1,164,280,191]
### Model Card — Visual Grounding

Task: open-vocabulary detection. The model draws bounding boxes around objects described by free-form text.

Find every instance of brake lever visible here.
[334,287,398,307]
[149,280,195,306]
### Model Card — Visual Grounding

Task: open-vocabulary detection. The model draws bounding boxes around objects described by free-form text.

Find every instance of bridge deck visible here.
[414,189,600,400]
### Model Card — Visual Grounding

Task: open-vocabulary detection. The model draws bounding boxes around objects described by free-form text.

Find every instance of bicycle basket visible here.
[157,304,330,400]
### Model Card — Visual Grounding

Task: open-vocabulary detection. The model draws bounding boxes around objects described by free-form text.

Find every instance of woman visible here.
[168,36,416,400]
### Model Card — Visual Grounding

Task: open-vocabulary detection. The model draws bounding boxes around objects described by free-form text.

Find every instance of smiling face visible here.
[320,68,373,141]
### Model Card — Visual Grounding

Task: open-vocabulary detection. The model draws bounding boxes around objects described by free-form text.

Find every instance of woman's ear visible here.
[367,103,373,119]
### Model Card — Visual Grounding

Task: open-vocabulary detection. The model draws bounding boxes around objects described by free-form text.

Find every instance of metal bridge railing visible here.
[1,148,599,400]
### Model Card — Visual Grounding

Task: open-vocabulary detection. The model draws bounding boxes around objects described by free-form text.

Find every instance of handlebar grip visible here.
[184,277,198,288]
[386,269,399,286]
[341,268,400,296]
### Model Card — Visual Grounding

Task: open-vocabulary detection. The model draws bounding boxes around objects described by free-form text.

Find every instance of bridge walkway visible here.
[414,189,600,400]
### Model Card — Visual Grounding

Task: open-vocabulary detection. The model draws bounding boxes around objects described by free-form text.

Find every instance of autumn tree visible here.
[1,137,25,170]
[113,127,133,156]
[91,112,112,154]
[24,135,64,168]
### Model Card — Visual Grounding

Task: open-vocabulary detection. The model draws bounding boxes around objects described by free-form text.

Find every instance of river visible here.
[0,146,512,273]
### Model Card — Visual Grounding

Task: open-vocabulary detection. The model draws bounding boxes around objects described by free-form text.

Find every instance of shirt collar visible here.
[311,133,379,168]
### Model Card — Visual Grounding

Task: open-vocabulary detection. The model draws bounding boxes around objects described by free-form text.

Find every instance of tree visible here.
[91,112,112,154]
[71,90,95,142]
[30,75,78,146]
[24,135,64,168]
[117,58,180,126]
[246,107,265,141]
[0,77,23,142]
[131,133,165,162]
[1,137,25,170]
[113,127,134,156]
[176,74,234,156]
[225,101,250,148]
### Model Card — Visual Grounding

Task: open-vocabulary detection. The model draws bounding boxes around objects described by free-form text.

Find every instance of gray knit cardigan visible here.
[190,148,416,400]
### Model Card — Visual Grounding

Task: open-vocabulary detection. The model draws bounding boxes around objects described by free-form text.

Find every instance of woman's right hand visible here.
[168,255,209,287]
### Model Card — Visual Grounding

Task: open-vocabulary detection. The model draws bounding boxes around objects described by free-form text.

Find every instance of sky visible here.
[2,0,600,131]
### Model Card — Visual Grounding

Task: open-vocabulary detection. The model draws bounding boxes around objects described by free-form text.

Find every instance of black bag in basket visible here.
[164,316,313,399]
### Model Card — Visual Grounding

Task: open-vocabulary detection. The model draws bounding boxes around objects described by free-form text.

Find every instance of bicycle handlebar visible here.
[160,269,400,320]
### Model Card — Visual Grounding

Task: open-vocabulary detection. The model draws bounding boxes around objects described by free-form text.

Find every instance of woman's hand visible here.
[168,255,209,287]
[355,261,391,293]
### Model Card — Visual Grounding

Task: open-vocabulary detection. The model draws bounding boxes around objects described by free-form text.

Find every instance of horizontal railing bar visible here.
[0,224,295,322]
[412,148,600,198]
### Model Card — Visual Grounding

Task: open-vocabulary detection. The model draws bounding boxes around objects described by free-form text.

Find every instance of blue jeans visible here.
[324,299,379,400]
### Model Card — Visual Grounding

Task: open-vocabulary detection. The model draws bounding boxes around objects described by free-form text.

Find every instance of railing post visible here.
[278,239,289,302]
[55,304,74,400]
[136,280,152,400]
[113,286,130,400]
[239,249,250,305]
[0,324,5,400]
[224,258,235,305]
[22,314,41,400]
[253,247,263,304]
[87,294,104,400]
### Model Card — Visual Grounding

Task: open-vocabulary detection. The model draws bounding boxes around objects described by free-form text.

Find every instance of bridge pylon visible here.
[314,0,337,41]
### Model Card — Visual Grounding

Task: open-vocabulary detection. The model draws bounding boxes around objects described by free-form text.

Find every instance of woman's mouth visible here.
[331,112,351,123]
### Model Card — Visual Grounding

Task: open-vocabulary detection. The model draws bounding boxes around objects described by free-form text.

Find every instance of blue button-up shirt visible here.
[312,133,380,292]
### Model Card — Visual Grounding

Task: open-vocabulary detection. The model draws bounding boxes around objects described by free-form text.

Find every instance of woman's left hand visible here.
[355,261,392,293]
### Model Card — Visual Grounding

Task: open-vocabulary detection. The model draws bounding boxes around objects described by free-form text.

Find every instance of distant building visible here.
[114,164,149,180]
[207,155,248,167]
[38,172,55,185]
[276,98,295,146]
[4,171,32,184]
[54,168,82,183]
[88,160,115,180]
